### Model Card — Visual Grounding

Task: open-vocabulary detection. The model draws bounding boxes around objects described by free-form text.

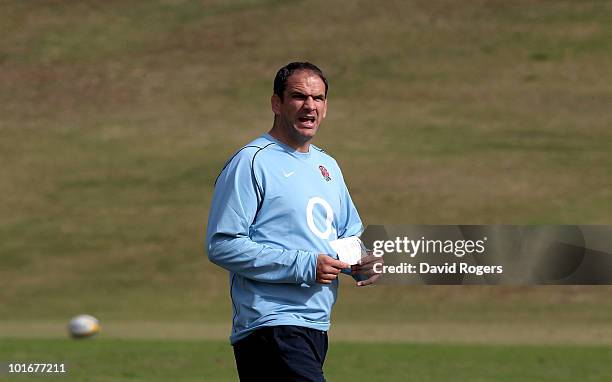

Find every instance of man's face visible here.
[271,70,328,145]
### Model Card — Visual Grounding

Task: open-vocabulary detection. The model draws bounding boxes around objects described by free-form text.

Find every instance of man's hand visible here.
[351,252,384,287]
[316,255,349,284]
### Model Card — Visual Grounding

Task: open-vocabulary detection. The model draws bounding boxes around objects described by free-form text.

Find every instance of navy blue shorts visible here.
[233,325,328,382]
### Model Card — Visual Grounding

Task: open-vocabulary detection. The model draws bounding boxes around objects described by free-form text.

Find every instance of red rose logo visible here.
[319,165,331,182]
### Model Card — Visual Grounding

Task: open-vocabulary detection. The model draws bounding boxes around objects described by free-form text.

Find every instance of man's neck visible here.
[268,126,311,153]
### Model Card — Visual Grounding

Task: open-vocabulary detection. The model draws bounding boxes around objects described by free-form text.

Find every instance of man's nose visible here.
[303,96,315,110]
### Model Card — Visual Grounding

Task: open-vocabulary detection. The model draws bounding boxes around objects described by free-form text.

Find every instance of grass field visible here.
[1,0,612,380]
[2,338,612,382]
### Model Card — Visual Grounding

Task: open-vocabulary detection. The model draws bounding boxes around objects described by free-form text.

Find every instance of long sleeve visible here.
[335,168,365,280]
[206,149,319,284]
[336,168,364,239]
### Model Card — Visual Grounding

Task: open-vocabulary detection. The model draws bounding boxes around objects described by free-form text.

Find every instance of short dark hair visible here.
[273,62,328,100]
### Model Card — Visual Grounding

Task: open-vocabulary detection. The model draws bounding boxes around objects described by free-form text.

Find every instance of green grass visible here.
[1,338,611,382]
[1,338,237,381]
[1,0,612,365]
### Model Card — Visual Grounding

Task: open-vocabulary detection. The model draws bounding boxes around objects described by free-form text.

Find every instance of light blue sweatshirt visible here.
[206,133,363,344]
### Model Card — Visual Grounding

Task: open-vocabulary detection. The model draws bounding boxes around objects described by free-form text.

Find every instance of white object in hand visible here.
[329,236,367,265]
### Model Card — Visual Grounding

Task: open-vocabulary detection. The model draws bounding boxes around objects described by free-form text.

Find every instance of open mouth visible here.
[297,116,316,127]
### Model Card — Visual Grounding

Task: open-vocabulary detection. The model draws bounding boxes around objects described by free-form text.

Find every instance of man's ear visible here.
[271,94,281,116]
[322,98,328,119]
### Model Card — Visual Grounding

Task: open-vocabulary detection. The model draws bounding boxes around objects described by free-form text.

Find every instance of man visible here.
[206,62,381,381]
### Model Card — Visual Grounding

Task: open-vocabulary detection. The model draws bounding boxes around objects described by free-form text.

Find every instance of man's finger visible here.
[320,273,338,281]
[352,262,377,273]
[327,258,350,269]
[356,273,380,287]
[322,266,341,275]
[352,258,384,274]
[317,272,338,283]
[353,268,379,278]
[319,254,350,269]
[358,254,384,266]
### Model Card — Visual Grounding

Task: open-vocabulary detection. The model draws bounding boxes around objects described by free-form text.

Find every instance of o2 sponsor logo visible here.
[306,197,335,240]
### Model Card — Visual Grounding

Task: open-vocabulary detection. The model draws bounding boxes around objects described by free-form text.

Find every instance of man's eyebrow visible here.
[289,91,326,99]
